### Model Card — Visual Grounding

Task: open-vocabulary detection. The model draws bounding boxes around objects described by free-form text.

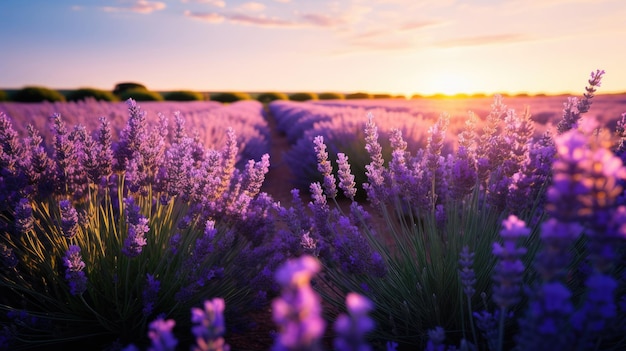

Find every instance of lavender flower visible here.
[147,318,178,351]
[333,293,375,351]
[59,199,79,238]
[492,215,529,309]
[313,135,337,199]
[122,197,149,258]
[14,198,33,234]
[449,146,477,201]
[556,69,605,134]
[363,114,388,206]
[336,152,357,201]
[143,274,161,317]
[571,273,618,334]
[514,282,575,351]
[458,246,476,297]
[63,245,87,295]
[272,255,325,351]
[191,298,230,351]
[425,326,446,351]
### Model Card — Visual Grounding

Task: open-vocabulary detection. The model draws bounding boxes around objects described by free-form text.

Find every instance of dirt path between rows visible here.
[259,106,299,206]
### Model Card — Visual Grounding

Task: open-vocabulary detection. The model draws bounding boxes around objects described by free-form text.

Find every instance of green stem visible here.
[497,306,506,351]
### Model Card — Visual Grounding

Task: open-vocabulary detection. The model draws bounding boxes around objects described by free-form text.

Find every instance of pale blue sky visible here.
[1,0,625,96]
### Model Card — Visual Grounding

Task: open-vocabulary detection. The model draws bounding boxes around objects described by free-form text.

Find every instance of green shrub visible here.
[113,82,148,96]
[12,86,66,103]
[210,92,251,103]
[288,92,318,101]
[256,92,288,103]
[66,88,119,102]
[372,93,393,99]
[318,92,345,100]
[118,88,164,102]
[0,90,7,102]
[345,92,372,99]
[163,90,205,101]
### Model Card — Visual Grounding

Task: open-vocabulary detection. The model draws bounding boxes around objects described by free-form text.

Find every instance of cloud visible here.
[273,0,291,3]
[237,2,266,12]
[228,13,296,27]
[101,0,166,14]
[300,13,346,27]
[181,0,225,6]
[184,10,225,23]
[435,33,530,47]
[399,19,443,31]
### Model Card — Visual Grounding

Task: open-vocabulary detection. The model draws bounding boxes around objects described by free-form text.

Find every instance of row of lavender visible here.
[0,99,270,166]
[1,70,626,350]
[269,69,626,350]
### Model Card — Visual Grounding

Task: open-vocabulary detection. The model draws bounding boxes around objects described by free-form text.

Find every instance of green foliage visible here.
[256,92,288,103]
[288,92,318,101]
[0,180,261,349]
[210,92,252,103]
[66,88,119,102]
[12,86,66,102]
[162,90,205,101]
[113,82,148,96]
[372,93,393,99]
[118,89,164,102]
[318,92,345,100]
[346,92,372,99]
[0,90,7,102]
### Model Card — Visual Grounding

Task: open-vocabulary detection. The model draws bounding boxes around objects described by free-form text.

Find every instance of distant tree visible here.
[210,92,252,103]
[288,92,318,101]
[118,88,163,101]
[318,92,345,100]
[373,93,393,99]
[0,90,7,102]
[12,86,66,102]
[346,92,372,99]
[113,82,148,96]
[163,90,205,101]
[256,92,289,103]
[66,88,119,102]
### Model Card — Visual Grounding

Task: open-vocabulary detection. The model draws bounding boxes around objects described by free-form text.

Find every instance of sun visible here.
[429,72,474,96]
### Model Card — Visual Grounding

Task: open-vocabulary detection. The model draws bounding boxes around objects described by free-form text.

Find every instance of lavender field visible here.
[1,71,626,351]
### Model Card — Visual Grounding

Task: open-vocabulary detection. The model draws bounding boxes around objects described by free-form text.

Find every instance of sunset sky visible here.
[2,0,625,96]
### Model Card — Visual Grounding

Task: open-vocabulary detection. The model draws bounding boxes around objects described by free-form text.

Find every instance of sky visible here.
[1,0,626,97]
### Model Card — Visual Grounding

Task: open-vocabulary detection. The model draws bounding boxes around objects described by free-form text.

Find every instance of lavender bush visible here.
[301,70,625,350]
[0,99,281,349]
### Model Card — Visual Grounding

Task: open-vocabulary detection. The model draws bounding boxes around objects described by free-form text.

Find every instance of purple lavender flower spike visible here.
[191,298,230,351]
[14,198,33,234]
[492,215,529,309]
[63,245,87,295]
[147,318,178,351]
[272,255,325,351]
[363,114,387,206]
[59,199,79,238]
[143,274,161,317]
[458,246,476,297]
[333,292,375,351]
[313,135,337,199]
[556,69,604,134]
[122,197,149,258]
[425,326,446,351]
[336,153,357,201]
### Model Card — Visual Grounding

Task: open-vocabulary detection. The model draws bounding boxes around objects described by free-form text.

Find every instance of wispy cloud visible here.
[236,2,266,12]
[184,10,225,23]
[184,9,350,28]
[101,0,166,14]
[181,0,225,6]
[435,33,530,47]
[398,19,444,31]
